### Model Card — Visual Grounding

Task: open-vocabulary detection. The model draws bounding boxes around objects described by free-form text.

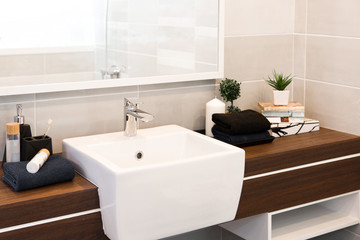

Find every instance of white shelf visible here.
[272,204,359,240]
[220,191,360,240]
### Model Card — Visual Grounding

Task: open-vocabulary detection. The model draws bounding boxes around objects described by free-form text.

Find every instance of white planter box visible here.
[273,90,289,105]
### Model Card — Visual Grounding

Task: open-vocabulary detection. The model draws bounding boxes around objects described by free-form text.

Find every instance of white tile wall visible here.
[44,52,95,74]
[306,36,360,88]
[225,35,293,82]
[0,55,44,77]
[139,80,214,130]
[107,0,219,78]
[0,80,215,155]
[225,0,294,36]
[305,80,360,136]
[294,0,307,33]
[293,35,306,78]
[224,0,295,112]
[0,51,95,83]
[307,0,360,38]
[294,0,360,137]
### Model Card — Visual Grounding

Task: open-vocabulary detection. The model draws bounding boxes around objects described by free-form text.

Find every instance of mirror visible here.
[0,0,223,96]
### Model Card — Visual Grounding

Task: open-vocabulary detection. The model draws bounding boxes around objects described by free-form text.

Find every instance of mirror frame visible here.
[0,1,224,96]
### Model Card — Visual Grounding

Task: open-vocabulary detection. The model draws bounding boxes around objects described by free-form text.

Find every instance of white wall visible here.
[294,0,360,136]
[0,80,214,157]
[224,0,360,137]
[223,0,294,111]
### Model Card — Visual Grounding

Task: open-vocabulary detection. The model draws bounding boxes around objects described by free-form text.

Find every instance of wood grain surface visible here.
[243,128,360,177]
[0,170,100,228]
[236,156,360,219]
[0,212,109,240]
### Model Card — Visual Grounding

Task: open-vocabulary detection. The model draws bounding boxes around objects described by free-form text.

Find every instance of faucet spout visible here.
[124,98,154,137]
[126,109,154,123]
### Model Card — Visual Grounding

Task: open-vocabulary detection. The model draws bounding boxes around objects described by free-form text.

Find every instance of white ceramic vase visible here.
[273,90,289,105]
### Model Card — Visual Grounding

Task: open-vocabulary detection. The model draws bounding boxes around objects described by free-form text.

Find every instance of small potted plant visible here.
[266,70,293,105]
[219,78,241,113]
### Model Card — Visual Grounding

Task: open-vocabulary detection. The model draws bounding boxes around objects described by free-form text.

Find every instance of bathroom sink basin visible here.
[63,125,245,240]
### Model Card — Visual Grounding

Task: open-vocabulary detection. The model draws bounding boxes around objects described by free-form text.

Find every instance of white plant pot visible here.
[273,90,289,105]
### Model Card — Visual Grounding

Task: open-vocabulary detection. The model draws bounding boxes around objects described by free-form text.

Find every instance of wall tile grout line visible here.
[305,79,360,91]
[303,0,309,108]
[34,94,37,136]
[224,33,294,38]
[33,90,139,103]
[294,32,360,41]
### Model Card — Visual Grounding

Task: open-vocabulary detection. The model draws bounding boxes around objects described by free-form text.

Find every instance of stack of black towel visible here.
[212,110,274,147]
[2,155,75,192]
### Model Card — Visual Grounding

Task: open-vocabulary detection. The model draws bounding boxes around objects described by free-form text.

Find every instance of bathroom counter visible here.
[0,170,108,239]
[243,127,360,177]
[236,127,360,219]
[0,128,358,239]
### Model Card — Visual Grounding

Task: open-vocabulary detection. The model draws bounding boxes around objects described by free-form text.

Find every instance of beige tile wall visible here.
[0,55,44,77]
[224,0,295,111]
[294,0,360,136]
[225,0,294,36]
[0,51,95,79]
[0,80,214,156]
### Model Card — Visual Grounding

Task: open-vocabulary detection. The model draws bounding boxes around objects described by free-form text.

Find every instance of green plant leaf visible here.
[265,70,293,90]
[219,78,241,112]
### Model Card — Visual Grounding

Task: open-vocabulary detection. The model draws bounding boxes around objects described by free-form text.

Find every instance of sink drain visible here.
[135,151,144,160]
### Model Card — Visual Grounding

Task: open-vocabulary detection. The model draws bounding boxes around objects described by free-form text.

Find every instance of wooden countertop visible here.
[0,127,359,235]
[236,127,360,219]
[242,128,360,177]
[0,169,100,229]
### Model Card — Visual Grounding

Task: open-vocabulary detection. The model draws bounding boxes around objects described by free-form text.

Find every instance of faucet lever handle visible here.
[124,98,143,109]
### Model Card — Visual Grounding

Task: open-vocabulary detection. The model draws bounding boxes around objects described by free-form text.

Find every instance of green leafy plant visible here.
[219,78,241,113]
[266,70,293,91]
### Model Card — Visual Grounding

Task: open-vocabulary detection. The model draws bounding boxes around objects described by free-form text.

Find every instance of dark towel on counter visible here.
[212,110,271,134]
[2,154,75,192]
[212,127,274,147]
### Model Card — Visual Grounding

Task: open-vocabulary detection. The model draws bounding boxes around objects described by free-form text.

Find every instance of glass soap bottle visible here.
[6,123,20,162]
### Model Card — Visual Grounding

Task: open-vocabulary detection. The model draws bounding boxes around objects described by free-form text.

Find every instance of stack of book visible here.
[258,102,320,137]
[259,101,305,118]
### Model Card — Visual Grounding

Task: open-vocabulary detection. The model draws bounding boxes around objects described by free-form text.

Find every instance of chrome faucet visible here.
[124,98,154,137]
[101,65,127,79]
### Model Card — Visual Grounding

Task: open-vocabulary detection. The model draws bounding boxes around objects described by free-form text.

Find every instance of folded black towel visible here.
[212,110,271,134]
[2,154,75,192]
[212,127,274,147]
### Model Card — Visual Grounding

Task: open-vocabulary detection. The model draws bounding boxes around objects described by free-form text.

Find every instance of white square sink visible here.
[63,125,245,240]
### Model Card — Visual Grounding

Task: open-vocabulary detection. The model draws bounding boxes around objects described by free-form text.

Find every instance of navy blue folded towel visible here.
[212,110,271,134]
[2,154,75,192]
[212,127,274,146]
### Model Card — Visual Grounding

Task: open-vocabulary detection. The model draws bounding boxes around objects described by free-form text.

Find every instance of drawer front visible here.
[0,188,99,229]
[236,156,360,219]
[0,213,108,240]
[244,138,360,177]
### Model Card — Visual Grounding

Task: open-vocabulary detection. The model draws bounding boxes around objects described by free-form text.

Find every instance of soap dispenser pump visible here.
[14,104,32,162]
[2,104,32,164]
[14,104,32,139]
[15,104,25,124]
